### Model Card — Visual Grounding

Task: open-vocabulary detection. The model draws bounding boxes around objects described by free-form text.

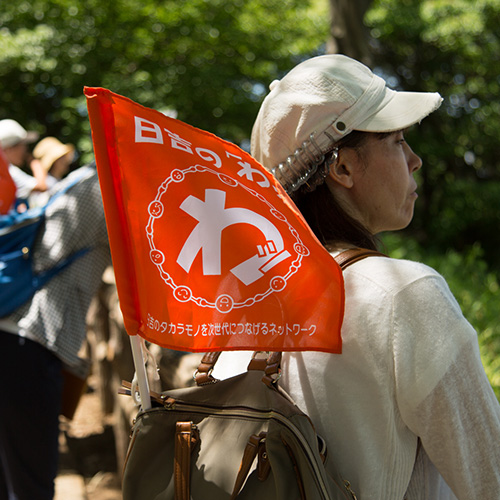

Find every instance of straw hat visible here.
[33,137,75,172]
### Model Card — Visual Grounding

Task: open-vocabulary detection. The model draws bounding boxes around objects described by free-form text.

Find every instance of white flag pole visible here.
[129,334,152,410]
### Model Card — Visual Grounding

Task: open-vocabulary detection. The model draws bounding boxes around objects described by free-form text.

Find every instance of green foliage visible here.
[365,0,500,267]
[369,1,500,398]
[0,0,328,162]
[382,234,500,399]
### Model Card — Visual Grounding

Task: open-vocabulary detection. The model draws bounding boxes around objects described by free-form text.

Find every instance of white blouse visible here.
[215,255,500,499]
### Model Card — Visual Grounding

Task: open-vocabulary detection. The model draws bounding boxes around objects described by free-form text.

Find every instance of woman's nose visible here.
[407,144,422,172]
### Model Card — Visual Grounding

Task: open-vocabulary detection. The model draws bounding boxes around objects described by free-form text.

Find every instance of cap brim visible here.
[356,89,443,133]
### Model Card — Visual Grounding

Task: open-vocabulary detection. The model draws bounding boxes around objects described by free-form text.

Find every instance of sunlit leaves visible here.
[0,0,328,159]
[366,0,500,267]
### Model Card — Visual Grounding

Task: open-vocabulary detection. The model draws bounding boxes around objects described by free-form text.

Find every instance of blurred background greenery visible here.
[1,0,499,396]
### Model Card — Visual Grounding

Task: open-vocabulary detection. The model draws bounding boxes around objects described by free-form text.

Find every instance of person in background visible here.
[28,137,76,206]
[0,119,44,201]
[216,54,500,498]
[0,162,111,500]
[33,136,75,187]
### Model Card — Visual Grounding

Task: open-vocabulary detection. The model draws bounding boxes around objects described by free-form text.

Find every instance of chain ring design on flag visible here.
[85,86,344,353]
[146,164,310,313]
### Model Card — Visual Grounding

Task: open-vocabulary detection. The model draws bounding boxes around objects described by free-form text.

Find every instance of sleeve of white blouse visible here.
[392,271,500,498]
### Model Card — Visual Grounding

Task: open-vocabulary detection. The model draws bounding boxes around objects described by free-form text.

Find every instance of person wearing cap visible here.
[0,118,44,201]
[0,162,111,500]
[217,55,500,498]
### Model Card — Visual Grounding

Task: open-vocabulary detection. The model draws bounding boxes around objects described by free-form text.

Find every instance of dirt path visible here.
[55,376,122,500]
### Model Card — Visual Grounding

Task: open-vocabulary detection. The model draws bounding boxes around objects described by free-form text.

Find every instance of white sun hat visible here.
[251,54,443,194]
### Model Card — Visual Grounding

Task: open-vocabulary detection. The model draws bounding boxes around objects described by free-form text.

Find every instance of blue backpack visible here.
[0,172,90,318]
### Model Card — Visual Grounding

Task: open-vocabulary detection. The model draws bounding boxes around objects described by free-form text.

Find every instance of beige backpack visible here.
[121,249,382,499]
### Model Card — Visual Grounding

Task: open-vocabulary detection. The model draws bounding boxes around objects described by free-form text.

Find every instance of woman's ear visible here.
[326,148,357,189]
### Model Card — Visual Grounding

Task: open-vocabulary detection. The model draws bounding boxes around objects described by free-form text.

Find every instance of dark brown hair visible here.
[294,130,392,252]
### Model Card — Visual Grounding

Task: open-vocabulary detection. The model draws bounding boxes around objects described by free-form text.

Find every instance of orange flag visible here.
[0,147,16,214]
[85,87,344,353]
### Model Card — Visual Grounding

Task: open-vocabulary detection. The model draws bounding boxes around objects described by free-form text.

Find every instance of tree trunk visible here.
[327,0,373,65]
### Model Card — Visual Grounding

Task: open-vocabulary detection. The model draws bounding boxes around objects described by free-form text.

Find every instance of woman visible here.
[217,55,500,498]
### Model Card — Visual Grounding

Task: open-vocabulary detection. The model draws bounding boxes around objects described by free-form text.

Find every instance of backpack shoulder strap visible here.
[334,247,386,270]
[194,248,387,386]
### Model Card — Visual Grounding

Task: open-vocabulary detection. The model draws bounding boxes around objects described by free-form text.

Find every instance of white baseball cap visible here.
[251,54,443,194]
[0,119,39,149]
